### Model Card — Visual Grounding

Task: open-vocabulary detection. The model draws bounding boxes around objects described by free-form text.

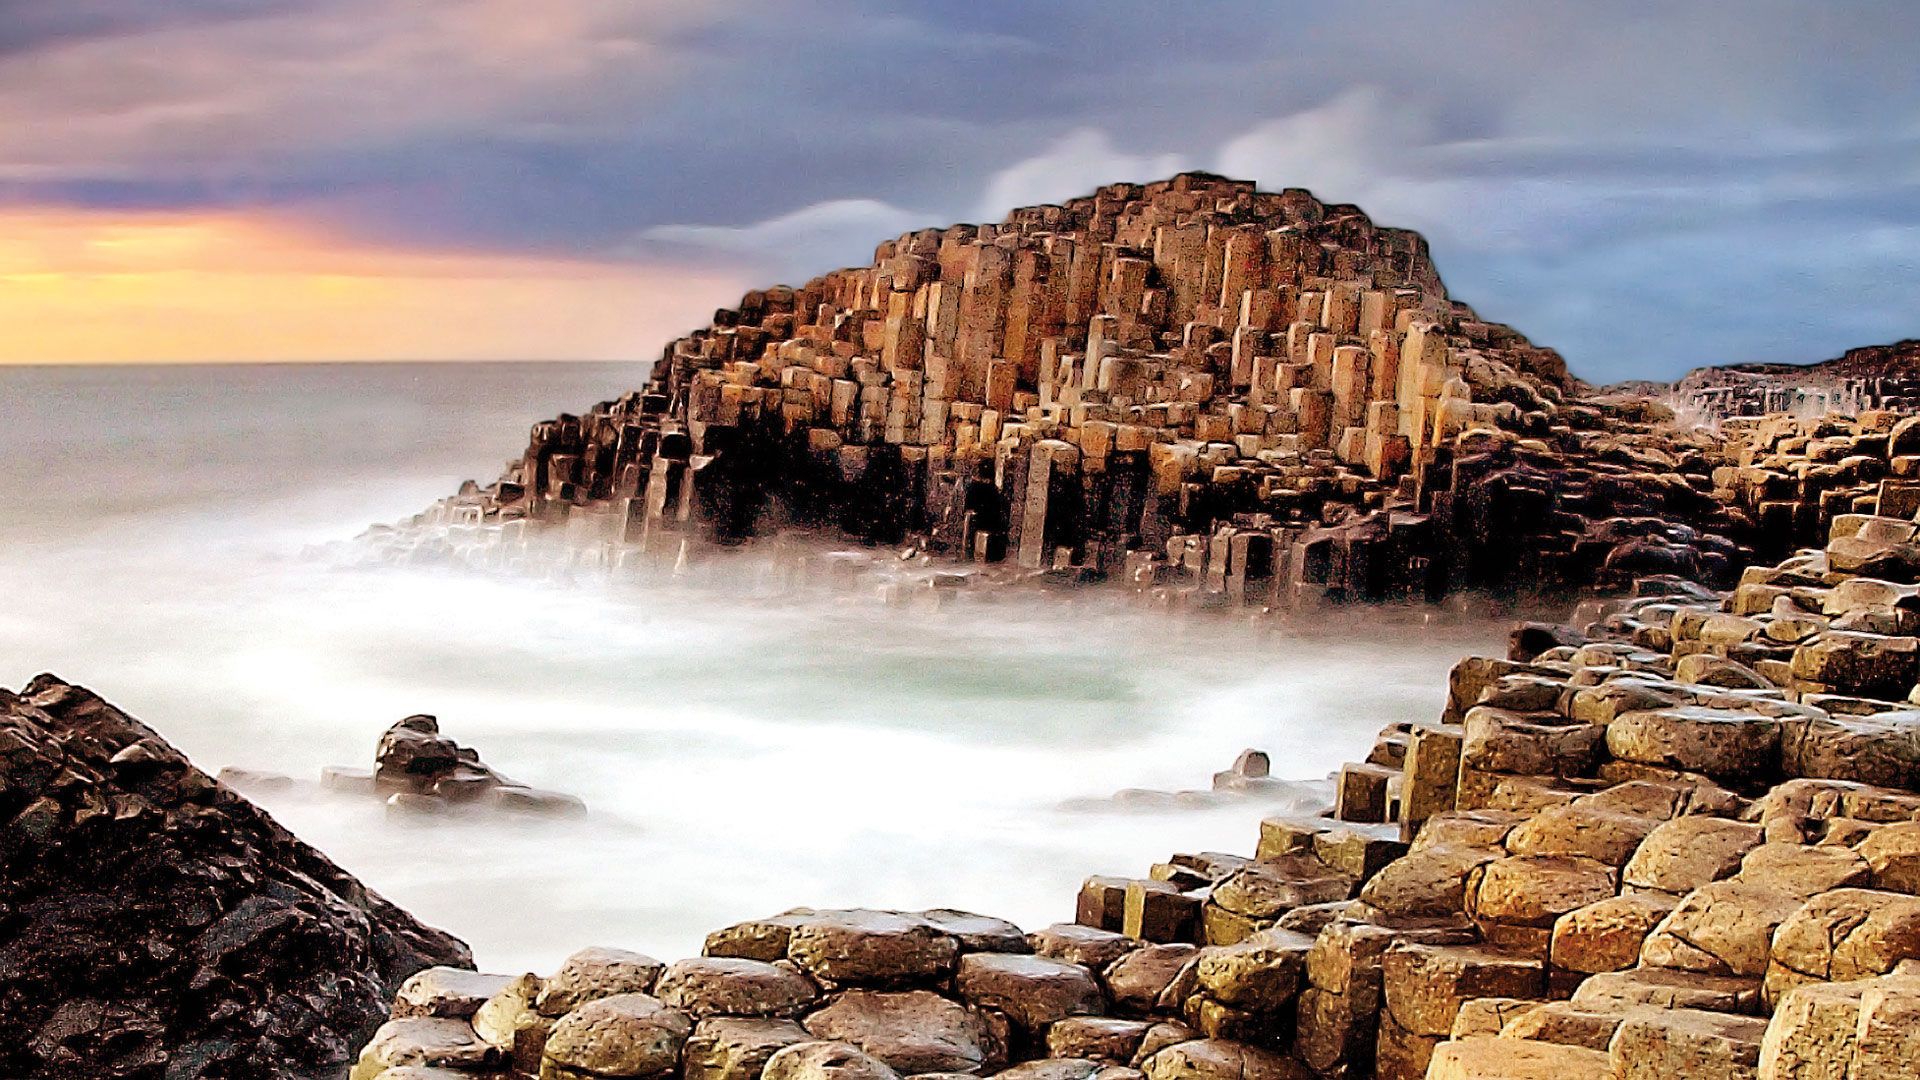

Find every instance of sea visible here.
[0,361,1499,972]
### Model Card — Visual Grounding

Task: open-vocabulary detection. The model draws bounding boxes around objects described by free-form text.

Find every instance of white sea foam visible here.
[0,362,1499,971]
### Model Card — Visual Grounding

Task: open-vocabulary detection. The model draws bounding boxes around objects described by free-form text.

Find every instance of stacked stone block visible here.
[384,176,1768,609]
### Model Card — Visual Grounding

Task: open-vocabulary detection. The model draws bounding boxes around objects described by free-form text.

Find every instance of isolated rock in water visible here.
[367,712,585,816]
[0,674,472,1080]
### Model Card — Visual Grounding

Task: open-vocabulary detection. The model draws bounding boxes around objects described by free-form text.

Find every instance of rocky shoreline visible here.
[9,176,1920,1079]
[339,412,1920,1080]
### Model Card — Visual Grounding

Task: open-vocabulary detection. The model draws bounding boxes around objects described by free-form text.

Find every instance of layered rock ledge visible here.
[0,676,472,1079]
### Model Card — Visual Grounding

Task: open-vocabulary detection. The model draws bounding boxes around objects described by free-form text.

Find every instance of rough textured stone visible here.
[683,1018,810,1080]
[1551,893,1679,974]
[1623,817,1764,894]
[1192,928,1313,1011]
[1606,1007,1767,1080]
[1505,803,1660,867]
[787,912,960,987]
[539,994,691,1079]
[1470,855,1618,928]
[1046,1017,1153,1064]
[0,677,473,1080]
[652,957,819,1018]
[1426,1036,1610,1080]
[538,948,667,1017]
[1755,980,1862,1080]
[393,968,516,1020]
[1359,844,1501,916]
[1105,945,1199,1015]
[1640,882,1805,977]
[1138,1038,1309,1080]
[351,1018,495,1080]
[762,1040,902,1080]
[1382,943,1543,1037]
[1028,925,1139,972]
[952,952,1103,1032]
[1606,706,1782,782]
[1765,888,1920,1001]
[802,990,993,1075]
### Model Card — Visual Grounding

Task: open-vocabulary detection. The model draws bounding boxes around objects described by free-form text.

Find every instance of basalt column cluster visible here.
[392,175,1744,604]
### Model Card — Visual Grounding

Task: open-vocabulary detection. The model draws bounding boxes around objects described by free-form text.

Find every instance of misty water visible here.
[0,362,1500,972]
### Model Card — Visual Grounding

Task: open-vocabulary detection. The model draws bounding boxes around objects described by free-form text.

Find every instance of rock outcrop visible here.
[1658,339,1920,420]
[371,174,1747,604]
[348,403,1920,1080]
[0,675,472,1080]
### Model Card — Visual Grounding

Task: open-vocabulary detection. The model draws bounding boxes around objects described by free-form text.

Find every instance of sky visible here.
[0,1,1915,379]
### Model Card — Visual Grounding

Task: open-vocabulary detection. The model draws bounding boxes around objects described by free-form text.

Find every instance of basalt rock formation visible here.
[376,174,1749,602]
[350,409,1920,1080]
[0,675,472,1080]
[1652,339,1920,420]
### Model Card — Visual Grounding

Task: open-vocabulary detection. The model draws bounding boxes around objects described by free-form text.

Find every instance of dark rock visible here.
[0,675,471,1080]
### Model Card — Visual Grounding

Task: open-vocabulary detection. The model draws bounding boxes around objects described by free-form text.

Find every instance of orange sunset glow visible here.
[0,208,746,364]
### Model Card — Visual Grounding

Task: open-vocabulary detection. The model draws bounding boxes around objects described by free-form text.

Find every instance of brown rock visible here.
[761,1041,902,1080]
[1192,928,1313,1011]
[1359,844,1501,916]
[1500,1000,1630,1051]
[351,1019,495,1080]
[1765,887,1920,1002]
[1606,1007,1767,1080]
[652,957,819,1018]
[537,948,666,1017]
[1639,881,1805,977]
[1029,924,1139,971]
[1853,973,1920,1079]
[1426,1035,1610,1080]
[393,968,516,1020]
[1858,820,1920,892]
[473,974,554,1073]
[802,990,993,1075]
[1735,843,1871,897]
[1570,968,1760,1014]
[1382,942,1542,1037]
[1605,706,1781,782]
[682,1018,810,1080]
[540,994,692,1079]
[706,912,815,962]
[1105,945,1199,1016]
[1505,803,1659,867]
[1754,980,1862,1080]
[919,911,1028,953]
[993,1060,1103,1080]
[1551,893,1679,975]
[1622,817,1764,894]
[1207,856,1354,922]
[1461,707,1603,777]
[954,953,1103,1031]
[1137,1038,1309,1080]
[787,912,959,987]
[1046,1017,1153,1064]
[1469,855,1618,929]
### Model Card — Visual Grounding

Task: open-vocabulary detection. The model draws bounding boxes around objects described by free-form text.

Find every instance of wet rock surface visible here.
[347,418,1920,1079]
[0,675,472,1080]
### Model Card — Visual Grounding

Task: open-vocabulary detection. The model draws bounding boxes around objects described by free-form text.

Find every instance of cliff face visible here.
[0,675,472,1080]
[402,174,1750,600]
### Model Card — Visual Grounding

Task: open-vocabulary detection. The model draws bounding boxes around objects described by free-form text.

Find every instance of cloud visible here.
[0,1,1916,374]
[0,207,747,363]
[638,198,929,282]
[976,129,1189,220]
